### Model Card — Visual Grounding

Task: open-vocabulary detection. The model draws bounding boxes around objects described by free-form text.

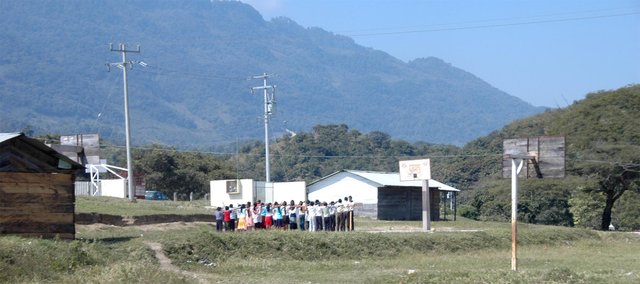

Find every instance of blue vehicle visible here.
[145,190,169,200]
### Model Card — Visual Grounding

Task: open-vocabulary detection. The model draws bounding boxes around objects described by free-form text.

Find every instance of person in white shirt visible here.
[336,199,345,231]
[308,200,316,232]
[314,200,323,231]
[328,201,336,231]
[347,196,355,231]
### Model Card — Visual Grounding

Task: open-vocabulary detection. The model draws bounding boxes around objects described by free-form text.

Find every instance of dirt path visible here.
[145,241,210,284]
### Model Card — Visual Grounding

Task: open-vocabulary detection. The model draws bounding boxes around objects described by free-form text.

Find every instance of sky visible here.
[240,0,640,107]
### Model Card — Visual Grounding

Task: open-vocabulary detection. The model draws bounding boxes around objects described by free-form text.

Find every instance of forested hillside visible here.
[0,0,542,147]
[456,85,640,231]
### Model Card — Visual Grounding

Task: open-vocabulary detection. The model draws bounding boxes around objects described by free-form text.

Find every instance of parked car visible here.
[145,190,169,200]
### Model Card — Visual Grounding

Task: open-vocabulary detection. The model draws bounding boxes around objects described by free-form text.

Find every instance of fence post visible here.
[189,192,193,202]
[173,192,177,202]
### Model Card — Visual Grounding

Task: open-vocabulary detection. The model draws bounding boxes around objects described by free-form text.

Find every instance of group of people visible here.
[214,196,356,232]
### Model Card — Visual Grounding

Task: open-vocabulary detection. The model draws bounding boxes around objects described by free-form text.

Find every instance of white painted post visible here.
[422,179,431,232]
[511,158,525,271]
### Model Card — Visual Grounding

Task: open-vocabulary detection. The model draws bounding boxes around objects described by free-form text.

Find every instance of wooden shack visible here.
[377,186,441,220]
[0,133,84,239]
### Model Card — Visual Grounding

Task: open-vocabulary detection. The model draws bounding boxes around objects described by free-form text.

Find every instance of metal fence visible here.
[75,181,99,196]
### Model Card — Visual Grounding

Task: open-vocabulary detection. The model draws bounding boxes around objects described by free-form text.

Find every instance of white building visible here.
[307,170,459,220]
[210,179,306,207]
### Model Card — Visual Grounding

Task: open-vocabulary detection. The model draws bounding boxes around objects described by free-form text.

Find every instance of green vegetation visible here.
[0,235,190,283]
[458,85,640,231]
[1,197,638,283]
[3,217,639,283]
[76,196,212,216]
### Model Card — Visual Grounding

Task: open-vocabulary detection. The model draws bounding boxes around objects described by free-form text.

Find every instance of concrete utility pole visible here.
[108,43,140,201]
[250,73,276,183]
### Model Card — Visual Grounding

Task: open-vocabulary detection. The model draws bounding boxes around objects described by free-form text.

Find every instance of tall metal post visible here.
[422,179,431,232]
[510,157,526,271]
[109,43,140,201]
[251,73,275,183]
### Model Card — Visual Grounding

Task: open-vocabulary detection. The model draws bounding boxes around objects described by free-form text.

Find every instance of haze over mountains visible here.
[0,0,544,147]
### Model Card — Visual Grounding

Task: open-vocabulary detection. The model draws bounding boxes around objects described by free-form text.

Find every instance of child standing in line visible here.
[223,206,231,232]
[261,202,268,228]
[215,207,224,232]
[308,200,316,232]
[298,201,306,231]
[336,199,345,231]
[237,204,247,231]
[282,201,289,231]
[322,202,330,231]
[253,203,262,230]
[288,200,298,230]
[273,202,283,229]
[229,204,237,232]
[314,200,323,232]
[265,203,273,229]
[245,204,254,231]
[348,196,355,231]
[328,201,336,231]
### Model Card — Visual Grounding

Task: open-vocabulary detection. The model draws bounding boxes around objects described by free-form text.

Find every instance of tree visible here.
[574,149,640,230]
[136,145,234,199]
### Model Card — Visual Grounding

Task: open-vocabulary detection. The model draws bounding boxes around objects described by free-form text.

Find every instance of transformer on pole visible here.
[107,43,140,201]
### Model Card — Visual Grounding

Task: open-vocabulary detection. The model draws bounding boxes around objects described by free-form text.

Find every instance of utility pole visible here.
[108,43,140,201]
[251,73,276,183]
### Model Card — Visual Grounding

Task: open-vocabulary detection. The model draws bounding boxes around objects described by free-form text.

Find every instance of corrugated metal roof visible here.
[0,133,84,172]
[0,133,22,143]
[311,170,460,192]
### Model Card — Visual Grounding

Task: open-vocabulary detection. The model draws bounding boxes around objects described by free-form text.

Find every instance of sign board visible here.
[399,159,431,181]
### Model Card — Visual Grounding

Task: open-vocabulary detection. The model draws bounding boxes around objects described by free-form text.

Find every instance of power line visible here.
[135,62,250,82]
[348,11,640,37]
[100,143,640,169]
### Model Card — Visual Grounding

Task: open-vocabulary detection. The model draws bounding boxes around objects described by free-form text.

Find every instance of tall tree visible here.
[574,146,640,230]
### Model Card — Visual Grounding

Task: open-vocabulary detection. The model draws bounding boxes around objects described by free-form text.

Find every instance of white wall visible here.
[210,180,307,206]
[272,181,306,204]
[210,179,255,207]
[308,173,379,204]
[101,179,126,198]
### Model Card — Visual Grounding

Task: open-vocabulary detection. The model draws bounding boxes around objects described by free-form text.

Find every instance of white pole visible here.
[511,158,524,271]
[262,73,270,183]
[121,45,135,201]
[423,179,431,232]
[110,43,140,201]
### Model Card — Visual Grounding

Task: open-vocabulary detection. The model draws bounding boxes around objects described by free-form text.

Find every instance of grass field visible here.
[1,197,638,283]
[75,196,212,216]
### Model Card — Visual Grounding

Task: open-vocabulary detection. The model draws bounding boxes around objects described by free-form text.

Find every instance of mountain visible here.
[0,0,544,147]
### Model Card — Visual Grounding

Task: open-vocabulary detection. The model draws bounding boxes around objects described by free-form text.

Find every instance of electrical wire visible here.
[134,61,251,82]
[348,11,640,37]
[100,143,640,170]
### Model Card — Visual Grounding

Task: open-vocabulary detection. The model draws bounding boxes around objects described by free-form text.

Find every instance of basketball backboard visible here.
[399,159,431,181]
[502,136,565,178]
